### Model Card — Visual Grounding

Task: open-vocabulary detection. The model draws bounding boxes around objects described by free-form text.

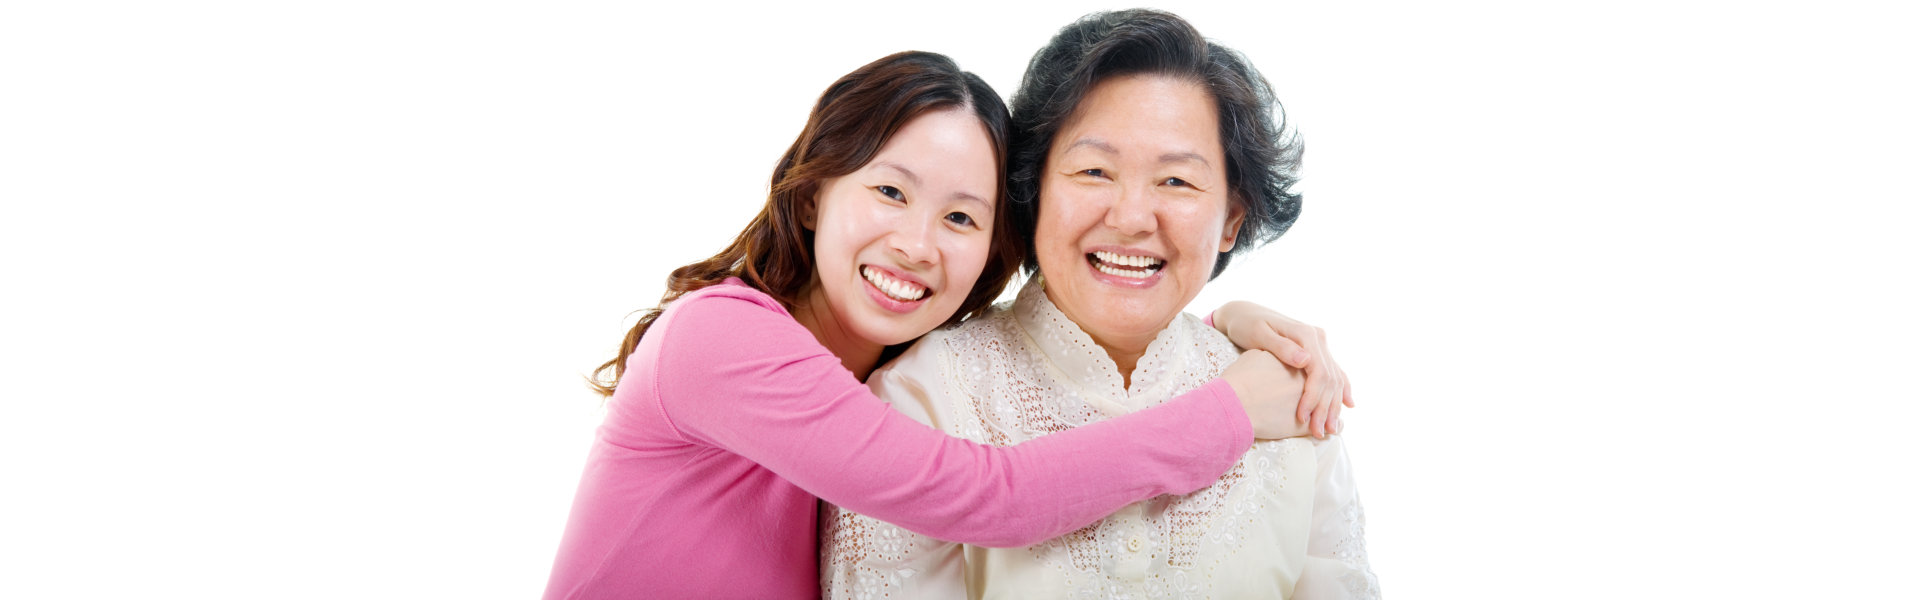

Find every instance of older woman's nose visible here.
[1103,184,1156,236]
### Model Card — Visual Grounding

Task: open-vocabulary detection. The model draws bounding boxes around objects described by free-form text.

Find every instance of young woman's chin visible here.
[842,267,977,347]
[848,301,956,348]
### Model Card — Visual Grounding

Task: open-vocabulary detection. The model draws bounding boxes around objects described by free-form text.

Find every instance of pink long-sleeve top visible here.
[543,279,1254,599]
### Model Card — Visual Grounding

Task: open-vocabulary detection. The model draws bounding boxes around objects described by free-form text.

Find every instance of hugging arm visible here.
[819,358,967,599]
[1210,300,1355,438]
[653,293,1256,548]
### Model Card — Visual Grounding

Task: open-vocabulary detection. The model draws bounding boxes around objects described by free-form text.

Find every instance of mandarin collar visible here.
[1011,275,1195,408]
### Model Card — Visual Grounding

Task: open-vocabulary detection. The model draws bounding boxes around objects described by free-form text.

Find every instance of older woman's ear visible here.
[1218,197,1248,253]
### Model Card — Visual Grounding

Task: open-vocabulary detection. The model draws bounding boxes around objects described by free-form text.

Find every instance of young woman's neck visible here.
[791,285,884,381]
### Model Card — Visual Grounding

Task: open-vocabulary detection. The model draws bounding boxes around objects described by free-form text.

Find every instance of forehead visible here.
[1051,74,1224,161]
[866,108,999,196]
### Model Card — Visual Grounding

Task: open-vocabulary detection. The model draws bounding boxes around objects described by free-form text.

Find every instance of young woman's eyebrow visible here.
[878,160,988,208]
[954,191,989,210]
[872,161,923,187]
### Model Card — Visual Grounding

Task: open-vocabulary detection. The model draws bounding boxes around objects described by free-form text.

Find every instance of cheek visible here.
[1173,202,1230,251]
[818,200,881,255]
[947,235,993,289]
[1031,211,1073,271]
[1034,191,1086,252]
[1166,210,1228,283]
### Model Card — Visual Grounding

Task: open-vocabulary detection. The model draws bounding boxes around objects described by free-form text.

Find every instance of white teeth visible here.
[1095,262,1154,279]
[1092,251,1163,271]
[861,266,927,302]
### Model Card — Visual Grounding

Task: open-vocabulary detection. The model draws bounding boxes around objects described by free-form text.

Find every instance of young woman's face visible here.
[807,107,999,347]
[1033,74,1245,347]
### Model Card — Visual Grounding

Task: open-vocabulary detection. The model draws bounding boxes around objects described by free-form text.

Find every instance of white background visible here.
[3,1,1915,598]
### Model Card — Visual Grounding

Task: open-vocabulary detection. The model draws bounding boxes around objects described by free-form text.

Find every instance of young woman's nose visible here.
[888,212,938,265]
[1103,183,1156,236]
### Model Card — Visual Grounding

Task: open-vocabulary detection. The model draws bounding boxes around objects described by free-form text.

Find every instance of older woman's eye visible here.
[1079,168,1107,179]
[876,185,904,201]
[945,212,977,227]
[1163,177,1190,188]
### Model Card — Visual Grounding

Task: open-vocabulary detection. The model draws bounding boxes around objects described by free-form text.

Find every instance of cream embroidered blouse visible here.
[821,278,1379,599]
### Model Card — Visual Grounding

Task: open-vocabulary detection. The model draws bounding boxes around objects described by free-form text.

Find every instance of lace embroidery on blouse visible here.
[935,280,1293,596]
[1333,498,1382,599]
[821,278,1377,599]
[820,502,949,599]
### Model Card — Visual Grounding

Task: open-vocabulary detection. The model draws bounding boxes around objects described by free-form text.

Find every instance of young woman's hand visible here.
[1220,350,1311,440]
[1211,301,1353,439]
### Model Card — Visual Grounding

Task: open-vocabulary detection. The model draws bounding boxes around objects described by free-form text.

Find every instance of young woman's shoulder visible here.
[635,278,856,443]
[675,277,790,315]
[653,278,793,337]
[643,278,829,381]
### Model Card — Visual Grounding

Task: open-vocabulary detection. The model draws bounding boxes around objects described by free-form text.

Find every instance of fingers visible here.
[1289,325,1347,439]
[1325,370,1347,434]
[1251,324,1311,368]
[1311,399,1329,439]
[1297,363,1321,424]
[1327,392,1344,435]
[1311,367,1338,438]
[1315,330,1351,408]
[1320,376,1341,438]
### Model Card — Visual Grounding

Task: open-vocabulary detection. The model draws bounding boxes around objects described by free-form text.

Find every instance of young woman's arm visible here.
[1209,301,1355,438]
[646,288,1290,548]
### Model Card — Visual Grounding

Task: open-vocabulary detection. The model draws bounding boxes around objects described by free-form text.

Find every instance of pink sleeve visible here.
[650,291,1253,548]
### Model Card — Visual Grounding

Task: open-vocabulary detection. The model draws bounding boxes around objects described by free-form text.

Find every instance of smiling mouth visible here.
[1087,251,1165,279]
[861,265,929,302]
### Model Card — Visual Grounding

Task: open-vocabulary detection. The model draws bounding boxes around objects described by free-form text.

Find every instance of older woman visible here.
[821,10,1378,600]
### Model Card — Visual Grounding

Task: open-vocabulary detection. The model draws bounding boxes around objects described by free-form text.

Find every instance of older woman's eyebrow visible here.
[1066,138,1211,168]
[1158,151,1211,167]
[1063,137,1119,155]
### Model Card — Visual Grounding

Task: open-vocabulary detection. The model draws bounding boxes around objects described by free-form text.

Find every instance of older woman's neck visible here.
[1089,334,1151,388]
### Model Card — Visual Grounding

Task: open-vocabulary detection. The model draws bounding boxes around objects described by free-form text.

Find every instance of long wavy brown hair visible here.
[589,51,1022,397]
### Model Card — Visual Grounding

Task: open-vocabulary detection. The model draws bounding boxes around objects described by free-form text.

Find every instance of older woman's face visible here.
[1034,74,1245,347]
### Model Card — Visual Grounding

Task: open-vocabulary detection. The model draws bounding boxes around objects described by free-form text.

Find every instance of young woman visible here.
[544,51,1338,599]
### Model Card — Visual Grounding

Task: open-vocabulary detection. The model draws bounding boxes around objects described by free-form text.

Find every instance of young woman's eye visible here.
[945,212,977,228]
[1078,168,1107,178]
[876,185,904,201]
[1163,177,1190,188]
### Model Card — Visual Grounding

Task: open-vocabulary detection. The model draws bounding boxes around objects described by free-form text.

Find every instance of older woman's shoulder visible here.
[925,299,1020,344]
[871,299,1018,378]
[1179,310,1238,349]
